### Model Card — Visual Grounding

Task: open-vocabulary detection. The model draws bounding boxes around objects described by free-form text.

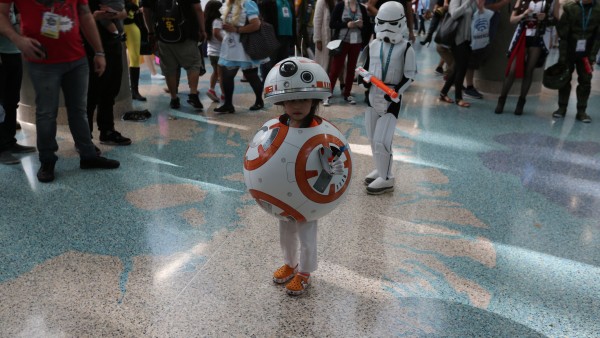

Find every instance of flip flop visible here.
[456,100,471,108]
[439,93,454,104]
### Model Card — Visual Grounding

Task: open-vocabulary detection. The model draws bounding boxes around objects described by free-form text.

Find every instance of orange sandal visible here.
[439,93,454,104]
[456,100,471,108]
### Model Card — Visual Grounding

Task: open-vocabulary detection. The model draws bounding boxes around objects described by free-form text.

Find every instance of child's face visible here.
[283,99,313,125]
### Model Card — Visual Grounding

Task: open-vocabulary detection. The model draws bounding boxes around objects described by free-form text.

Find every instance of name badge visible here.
[282,7,290,18]
[525,28,536,37]
[576,39,587,52]
[41,12,60,39]
[350,31,358,44]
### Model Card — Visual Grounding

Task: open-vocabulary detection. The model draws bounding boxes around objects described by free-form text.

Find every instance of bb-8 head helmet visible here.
[263,57,331,105]
[375,1,406,44]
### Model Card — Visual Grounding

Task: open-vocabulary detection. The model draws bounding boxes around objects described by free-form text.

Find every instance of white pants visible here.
[279,220,318,273]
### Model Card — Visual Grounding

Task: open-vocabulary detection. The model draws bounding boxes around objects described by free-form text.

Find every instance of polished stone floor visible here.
[1,45,599,337]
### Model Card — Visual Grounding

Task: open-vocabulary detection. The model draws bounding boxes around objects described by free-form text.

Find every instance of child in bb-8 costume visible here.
[262,57,345,296]
[361,1,416,195]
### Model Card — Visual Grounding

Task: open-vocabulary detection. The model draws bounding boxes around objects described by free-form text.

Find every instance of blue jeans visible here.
[27,58,96,163]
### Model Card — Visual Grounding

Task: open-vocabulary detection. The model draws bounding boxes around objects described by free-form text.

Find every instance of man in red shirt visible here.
[0,0,121,182]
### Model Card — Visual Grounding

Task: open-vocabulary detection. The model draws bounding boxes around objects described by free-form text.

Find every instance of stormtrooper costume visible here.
[361,1,416,195]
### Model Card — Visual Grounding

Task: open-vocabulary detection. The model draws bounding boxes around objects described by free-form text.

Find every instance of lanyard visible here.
[580,1,593,32]
[380,42,394,82]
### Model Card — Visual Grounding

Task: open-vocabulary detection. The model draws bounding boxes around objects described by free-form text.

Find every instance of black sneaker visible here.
[80,156,120,169]
[463,86,483,99]
[0,150,19,165]
[576,112,592,123]
[187,93,204,110]
[552,108,566,118]
[435,66,444,76]
[100,130,132,146]
[10,143,36,153]
[37,162,56,183]
[170,97,181,109]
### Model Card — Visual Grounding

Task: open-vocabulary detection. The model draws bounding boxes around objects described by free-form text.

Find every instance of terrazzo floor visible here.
[1,45,599,337]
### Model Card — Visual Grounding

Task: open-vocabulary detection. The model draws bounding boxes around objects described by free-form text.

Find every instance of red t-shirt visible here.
[1,0,88,63]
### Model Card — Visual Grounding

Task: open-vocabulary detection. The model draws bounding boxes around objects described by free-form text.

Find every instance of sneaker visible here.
[323,98,330,106]
[552,108,566,118]
[344,96,356,105]
[366,177,395,195]
[463,86,483,99]
[37,162,56,183]
[10,143,36,153]
[285,273,310,296]
[100,130,132,146]
[434,66,444,76]
[576,112,592,123]
[187,93,204,110]
[214,105,236,114]
[80,156,120,169]
[206,89,220,103]
[0,150,19,165]
[151,73,165,80]
[364,169,379,186]
[170,97,181,109]
[273,264,297,284]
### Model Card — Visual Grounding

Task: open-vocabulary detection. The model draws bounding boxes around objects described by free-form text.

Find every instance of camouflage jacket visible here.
[557,0,600,62]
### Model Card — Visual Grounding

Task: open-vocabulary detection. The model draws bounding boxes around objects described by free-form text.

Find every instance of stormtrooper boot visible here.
[364,169,379,186]
[366,176,395,195]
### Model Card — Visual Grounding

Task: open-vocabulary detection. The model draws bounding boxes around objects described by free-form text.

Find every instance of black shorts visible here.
[468,45,490,70]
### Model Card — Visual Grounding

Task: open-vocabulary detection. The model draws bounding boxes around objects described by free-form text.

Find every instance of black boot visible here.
[514,97,526,116]
[495,96,506,114]
[130,67,147,101]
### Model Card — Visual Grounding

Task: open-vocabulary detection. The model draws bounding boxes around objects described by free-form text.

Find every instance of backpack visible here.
[155,0,187,43]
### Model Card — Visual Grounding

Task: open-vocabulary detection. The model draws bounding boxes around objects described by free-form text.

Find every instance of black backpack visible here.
[155,0,187,43]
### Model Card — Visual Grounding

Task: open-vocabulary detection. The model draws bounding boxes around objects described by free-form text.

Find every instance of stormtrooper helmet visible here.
[263,57,331,105]
[375,1,406,44]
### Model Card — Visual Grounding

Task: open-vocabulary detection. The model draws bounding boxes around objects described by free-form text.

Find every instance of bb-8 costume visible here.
[361,2,416,194]
[243,57,352,294]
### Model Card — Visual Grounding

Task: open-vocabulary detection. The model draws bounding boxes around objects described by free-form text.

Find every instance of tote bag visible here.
[240,20,281,60]
[434,12,460,46]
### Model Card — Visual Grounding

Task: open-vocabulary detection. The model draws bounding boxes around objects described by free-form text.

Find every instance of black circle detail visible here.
[300,71,313,83]
[279,61,298,77]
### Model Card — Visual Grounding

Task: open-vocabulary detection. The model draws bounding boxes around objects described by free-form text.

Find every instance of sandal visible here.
[439,93,454,104]
[456,100,471,108]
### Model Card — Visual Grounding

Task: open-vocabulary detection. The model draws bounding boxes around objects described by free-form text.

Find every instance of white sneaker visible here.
[364,169,379,186]
[344,96,356,105]
[151,73,165,80]
[366,177,395,195]
[323,98,330,106]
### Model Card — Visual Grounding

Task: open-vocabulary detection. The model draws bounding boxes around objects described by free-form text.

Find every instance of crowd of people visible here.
[0,0,599,182]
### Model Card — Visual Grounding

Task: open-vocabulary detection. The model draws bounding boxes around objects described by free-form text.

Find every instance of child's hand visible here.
[318,146,345,175]
[330,158,345,175]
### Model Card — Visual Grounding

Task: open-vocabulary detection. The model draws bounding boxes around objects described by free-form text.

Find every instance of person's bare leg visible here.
[187,70,200,95]
[144,55,158,76]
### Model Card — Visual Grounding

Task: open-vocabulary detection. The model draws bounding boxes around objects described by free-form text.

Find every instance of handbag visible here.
[327,29,349,57]
[434,12,460,46]
[240,20,280,60]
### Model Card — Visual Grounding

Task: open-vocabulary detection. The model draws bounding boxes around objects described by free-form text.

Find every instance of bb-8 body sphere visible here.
[243,57,353,222]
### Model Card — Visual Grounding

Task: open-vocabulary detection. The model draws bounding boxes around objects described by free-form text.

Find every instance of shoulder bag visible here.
[240,20,281,60]
[434,12,460,46]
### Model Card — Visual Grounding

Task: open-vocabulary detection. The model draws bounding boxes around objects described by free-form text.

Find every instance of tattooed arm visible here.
[78,4,106,76]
